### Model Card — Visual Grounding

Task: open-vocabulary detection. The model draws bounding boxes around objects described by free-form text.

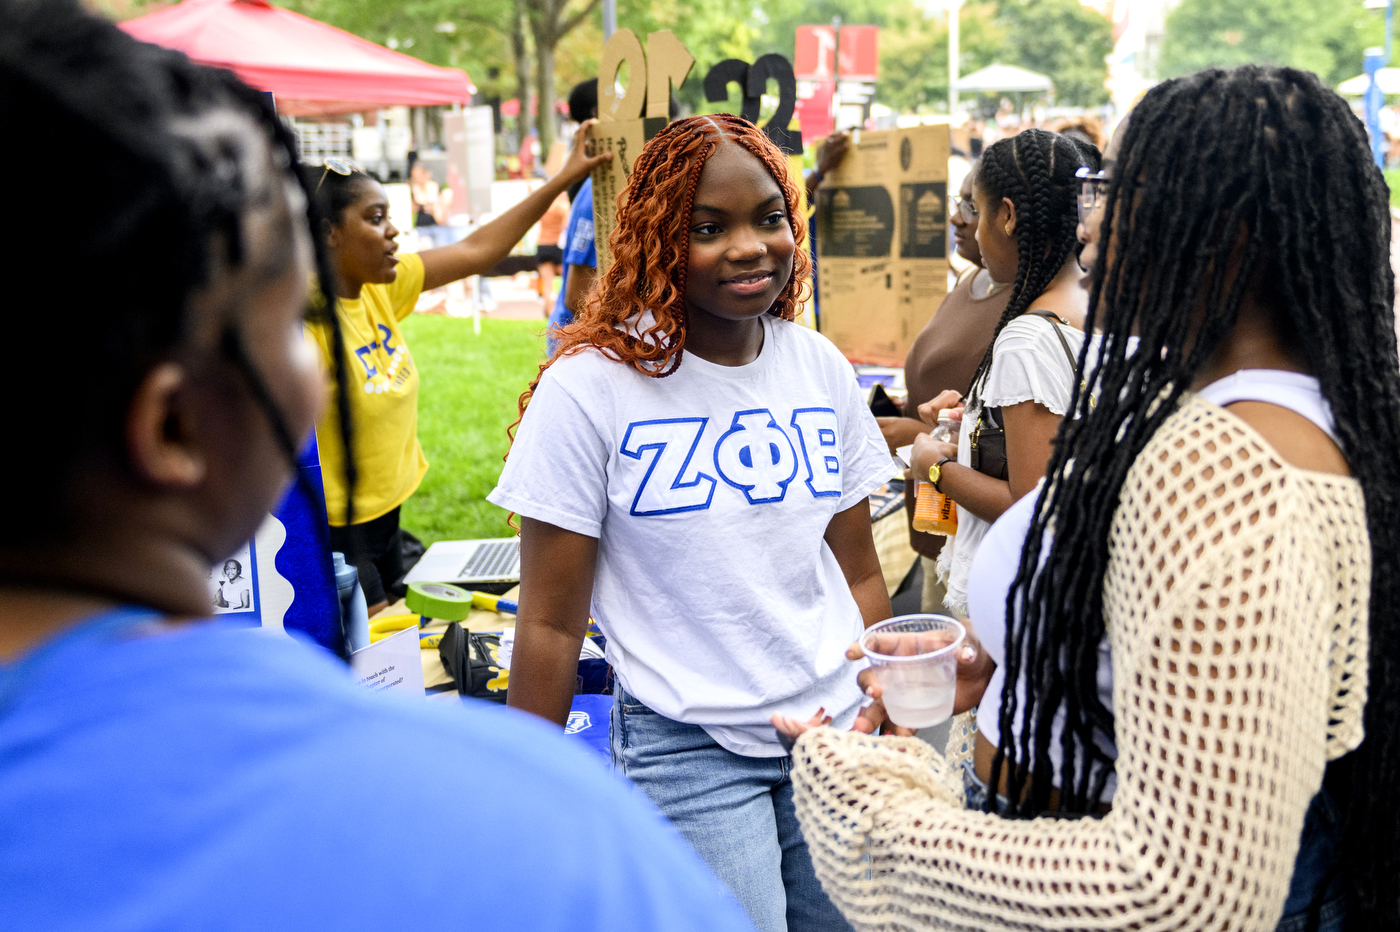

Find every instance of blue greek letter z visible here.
[620,417,716,516]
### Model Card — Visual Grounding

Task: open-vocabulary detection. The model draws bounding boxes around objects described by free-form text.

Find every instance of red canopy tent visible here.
[121,0,474,117]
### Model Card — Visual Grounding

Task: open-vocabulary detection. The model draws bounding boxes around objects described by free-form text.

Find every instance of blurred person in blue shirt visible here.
[0,5,756,931]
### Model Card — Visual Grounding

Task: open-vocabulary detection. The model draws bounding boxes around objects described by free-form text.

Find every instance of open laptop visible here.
[402,538,521,595]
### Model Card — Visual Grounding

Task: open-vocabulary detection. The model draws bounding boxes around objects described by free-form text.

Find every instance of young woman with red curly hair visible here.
[488,114,894,932]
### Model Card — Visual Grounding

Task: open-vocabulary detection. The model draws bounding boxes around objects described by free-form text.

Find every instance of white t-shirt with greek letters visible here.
[489,315,893,756]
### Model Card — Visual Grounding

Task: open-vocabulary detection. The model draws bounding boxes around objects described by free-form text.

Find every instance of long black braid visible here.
[965,128,1098,400]
[0,0,354,533]
[994,65,1400,927]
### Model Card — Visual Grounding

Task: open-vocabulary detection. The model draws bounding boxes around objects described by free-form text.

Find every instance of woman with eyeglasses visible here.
[876,164,1012,612]
[305,131,610,614]
[782,66,1399,932]
[878,167,1012,452]
[903,129,1098,621]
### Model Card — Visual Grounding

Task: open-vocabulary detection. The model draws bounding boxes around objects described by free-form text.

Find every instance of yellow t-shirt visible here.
[308,252,429,526]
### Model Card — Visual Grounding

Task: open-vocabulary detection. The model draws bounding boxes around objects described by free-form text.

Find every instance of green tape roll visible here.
[405,581,473,621]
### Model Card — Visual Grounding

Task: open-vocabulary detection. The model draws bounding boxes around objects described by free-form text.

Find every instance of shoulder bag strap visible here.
[1024,310,1079,371]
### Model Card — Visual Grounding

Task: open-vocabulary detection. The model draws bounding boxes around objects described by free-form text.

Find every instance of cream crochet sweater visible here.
[792,395,1370,931]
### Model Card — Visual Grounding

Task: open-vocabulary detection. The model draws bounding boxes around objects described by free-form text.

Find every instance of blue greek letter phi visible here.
[713,409,799,504]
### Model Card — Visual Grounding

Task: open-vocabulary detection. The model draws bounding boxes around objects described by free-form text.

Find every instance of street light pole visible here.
[831,15,842,129]
[948,0,963,117]
[602,0,616,40]
[1365,0,1393,168]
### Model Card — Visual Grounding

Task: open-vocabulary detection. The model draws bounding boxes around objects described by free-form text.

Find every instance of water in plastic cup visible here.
[860,615,966,729]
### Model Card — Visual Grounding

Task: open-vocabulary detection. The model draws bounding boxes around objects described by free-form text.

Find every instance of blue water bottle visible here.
[332,552,370,653]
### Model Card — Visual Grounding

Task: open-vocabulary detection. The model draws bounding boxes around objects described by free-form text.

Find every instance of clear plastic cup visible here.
[860,615,966,729]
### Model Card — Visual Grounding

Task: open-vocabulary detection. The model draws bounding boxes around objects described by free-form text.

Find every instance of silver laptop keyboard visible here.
[459,541,520,579]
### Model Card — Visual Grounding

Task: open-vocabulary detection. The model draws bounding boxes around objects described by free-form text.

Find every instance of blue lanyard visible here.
[0,606,161,716]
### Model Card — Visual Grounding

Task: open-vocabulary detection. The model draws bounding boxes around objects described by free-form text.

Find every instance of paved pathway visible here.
[415,272,553,323]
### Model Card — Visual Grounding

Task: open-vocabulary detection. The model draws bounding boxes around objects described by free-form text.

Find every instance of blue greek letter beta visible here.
[790,408,842,498]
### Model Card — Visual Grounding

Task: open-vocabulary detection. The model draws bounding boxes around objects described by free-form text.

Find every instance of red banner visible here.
[837,26,879,82]
[795,81,835,143]
[794,25,837,80]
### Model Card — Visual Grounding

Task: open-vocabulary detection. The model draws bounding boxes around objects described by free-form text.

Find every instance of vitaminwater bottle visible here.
[912,412,959,536]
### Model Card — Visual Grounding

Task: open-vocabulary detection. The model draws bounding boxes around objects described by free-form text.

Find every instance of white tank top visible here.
[966,370,1340,800]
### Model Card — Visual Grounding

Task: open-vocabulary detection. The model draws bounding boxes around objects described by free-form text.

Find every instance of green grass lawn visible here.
[397,315,547,544]
[1386,168,1400,206]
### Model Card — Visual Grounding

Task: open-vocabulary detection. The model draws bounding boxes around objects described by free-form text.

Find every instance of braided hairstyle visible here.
[966,128,1098,399]
[0,0,346,536]
[995,65,1400,926]
[302,165,383,525]
[511,114,808,428]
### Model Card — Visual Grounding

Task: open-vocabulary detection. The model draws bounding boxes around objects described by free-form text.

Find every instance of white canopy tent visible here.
[1338,68,1400,96]
[955,63,1054,94]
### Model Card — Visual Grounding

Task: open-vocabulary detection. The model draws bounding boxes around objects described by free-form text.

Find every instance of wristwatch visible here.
[928,457,954,492]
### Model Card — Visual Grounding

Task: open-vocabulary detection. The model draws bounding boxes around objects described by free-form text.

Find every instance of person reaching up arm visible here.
[306,122,611,614]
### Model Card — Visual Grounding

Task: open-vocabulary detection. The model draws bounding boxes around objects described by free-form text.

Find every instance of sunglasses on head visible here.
[315,157,363,193]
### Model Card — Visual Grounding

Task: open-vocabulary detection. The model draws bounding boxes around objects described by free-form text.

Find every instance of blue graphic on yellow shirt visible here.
[621,408,842,513]
[353,323,411,394]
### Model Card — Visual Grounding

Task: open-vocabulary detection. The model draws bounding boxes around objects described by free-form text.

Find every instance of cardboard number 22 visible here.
[703,55,803,155]
[598,28,803,156]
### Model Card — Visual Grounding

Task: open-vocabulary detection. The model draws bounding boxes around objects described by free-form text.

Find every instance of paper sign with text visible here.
[349,626,425,699]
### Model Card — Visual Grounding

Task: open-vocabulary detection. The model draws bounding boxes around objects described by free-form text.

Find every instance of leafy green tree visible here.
[85,0,172,19]
[273,0,509,71]
[523,0,601,152]
[997,0,1112,106]
[1161,0,1384,88]
[879,1,1006,114]
[276,0,595,150]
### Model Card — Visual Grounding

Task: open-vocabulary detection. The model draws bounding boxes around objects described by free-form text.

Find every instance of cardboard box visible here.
[587,117,655,275]
[588,28,694,275]
[815,125,949,365]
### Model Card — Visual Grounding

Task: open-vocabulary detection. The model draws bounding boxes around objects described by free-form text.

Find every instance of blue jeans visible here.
[610,685,852,932]
[962,762,1344,931]
[1275,789,1345,932]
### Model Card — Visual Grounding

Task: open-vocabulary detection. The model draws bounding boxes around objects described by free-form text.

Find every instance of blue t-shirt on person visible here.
[0,608,756,931]
[548,176,597,355]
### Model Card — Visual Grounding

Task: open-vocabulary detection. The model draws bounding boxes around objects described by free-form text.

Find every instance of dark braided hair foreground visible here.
[966,128,1098,399]
[0,0,353,537]
[995,66,1400,926]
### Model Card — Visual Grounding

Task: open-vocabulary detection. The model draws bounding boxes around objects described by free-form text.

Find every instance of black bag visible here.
[438,623,509,704]
[969,404,1009,480]
[969,311,1079,481]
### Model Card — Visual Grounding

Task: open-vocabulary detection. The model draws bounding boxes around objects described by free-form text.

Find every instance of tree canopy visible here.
[999,0,1112,106]
[1161,0,1384,88]
[96,0,1120,125]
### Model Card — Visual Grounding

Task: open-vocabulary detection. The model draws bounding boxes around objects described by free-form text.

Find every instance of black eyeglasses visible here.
[950,194,978,223]
[315,157,362,193]
[1076,166,1109,226]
